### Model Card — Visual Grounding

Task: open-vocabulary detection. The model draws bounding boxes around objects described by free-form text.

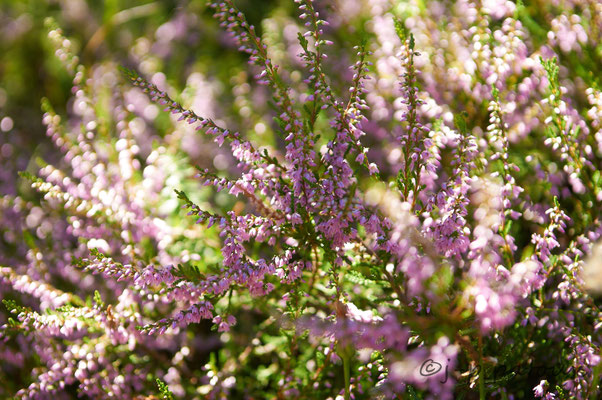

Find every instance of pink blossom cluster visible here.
[1,0,602,399]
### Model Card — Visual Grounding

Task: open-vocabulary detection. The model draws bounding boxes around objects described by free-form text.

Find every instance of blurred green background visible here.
[0,0,290,163]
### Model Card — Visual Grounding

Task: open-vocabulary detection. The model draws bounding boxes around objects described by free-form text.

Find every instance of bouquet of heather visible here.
[1,0,602,399]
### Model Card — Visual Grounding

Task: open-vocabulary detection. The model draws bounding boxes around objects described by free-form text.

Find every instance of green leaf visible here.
[503,220,513,237]
[93,290,104,308]
[173,263,205,283]
[393,18,408,42]
[22,229,37,250]
[454,111,469,134]
[156,378,174,400]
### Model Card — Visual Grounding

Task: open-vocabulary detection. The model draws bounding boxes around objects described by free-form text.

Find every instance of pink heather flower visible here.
[534,380,547,397]
[368,162,379,175]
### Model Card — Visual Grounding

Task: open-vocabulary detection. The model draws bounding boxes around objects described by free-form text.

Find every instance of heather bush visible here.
[1,0,602,399]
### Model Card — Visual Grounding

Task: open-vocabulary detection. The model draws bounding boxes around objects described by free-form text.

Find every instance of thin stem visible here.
[479,334,486,400]
[343,352,351,400]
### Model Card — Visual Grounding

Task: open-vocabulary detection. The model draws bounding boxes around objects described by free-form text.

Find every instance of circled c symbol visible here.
[420,359,442,377]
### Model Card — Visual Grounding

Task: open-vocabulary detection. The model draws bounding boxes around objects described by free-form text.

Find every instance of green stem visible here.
[479,335,485,400]
[343,353,351,400]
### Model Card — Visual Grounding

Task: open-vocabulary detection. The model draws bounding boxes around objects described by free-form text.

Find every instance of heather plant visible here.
[1,0,602,399]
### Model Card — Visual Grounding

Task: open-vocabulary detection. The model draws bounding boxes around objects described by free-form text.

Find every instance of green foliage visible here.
[156,378,174,400]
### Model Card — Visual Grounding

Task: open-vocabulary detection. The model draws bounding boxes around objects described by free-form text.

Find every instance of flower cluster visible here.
[1,0,602,399]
